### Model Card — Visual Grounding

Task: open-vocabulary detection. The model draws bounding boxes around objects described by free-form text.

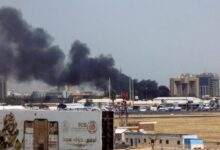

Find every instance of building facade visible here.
[116,121,204,150]
[170,73,220,98]
[0,77,7,99]
[170,75,199,97]
[125,132,204,150]
[197,73,219,97]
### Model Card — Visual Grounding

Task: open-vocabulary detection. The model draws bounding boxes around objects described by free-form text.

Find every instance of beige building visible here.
[125,132,204,150]
[170,76,199,97]
[125,132,183,150]
[118,121,204,150]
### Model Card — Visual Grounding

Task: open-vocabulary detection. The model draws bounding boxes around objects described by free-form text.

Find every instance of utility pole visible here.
[129,78,131,100]
[129,78,134,100]
[108,78,111,99]
[131,79,133,100]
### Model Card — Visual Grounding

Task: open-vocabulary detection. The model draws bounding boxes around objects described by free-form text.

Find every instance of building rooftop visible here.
[125,132,197,138]
[115,128,128,134]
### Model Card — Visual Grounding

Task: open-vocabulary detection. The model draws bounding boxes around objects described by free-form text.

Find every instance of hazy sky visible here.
[1,0,220,92]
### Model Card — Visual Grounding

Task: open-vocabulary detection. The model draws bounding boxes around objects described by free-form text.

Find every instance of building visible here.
[197,73,219,97]
[117,121,204,150]
[184,137,204,150]
[125,132,204,150]
[170,73,220,98]
[153,97,203,109]
[115,121,204,150]
[115,128,128,144]
[0,77,7,99]
[170,75,199,97]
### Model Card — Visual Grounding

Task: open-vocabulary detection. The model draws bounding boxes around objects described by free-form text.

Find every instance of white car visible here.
[202,106,211,111]
[170,106,181,111]
[158,106,169,111]
[139,106,147,112]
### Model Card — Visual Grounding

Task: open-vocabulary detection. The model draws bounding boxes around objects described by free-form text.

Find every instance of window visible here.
[151,139,154,144]
[160,139,162,144]
[130,139,133,146]
[126,138,128,143]
[177,140,180,145]
[138,139,141,143]
[135,138,138,146]
[144,139,147,143]
[166,140,169,144]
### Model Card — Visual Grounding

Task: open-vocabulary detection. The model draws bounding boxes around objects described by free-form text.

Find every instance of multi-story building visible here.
[0,77,7,98]
[170,75,199,97]
[170,73,220,98]
[197,73,219,97]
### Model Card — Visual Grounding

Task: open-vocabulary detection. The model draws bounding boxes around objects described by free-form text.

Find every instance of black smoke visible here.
[0,7,170,98]
[60,41,116,86]
[0,7,65,85]
[0,7,126,90]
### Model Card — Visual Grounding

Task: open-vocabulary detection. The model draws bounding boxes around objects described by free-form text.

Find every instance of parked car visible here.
[202,106,211,111]
[158,106,169,111]
[197,105,213,111]
[139,106,147,112]
[170,106,182,111]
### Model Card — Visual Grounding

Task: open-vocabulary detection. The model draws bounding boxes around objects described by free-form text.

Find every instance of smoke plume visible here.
[0,7,128,90]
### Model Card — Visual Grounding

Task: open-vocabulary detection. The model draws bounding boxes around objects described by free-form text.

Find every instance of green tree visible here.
[158,85,170,97]
[136,80,158,99]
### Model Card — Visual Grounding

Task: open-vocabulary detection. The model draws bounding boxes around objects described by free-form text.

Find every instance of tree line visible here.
[108,79,170,100]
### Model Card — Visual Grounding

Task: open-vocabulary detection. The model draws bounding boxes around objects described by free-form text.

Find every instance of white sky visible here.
[1,0,220,92]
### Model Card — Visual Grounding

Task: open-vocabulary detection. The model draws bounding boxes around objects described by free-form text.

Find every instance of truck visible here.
[0,108,103,150]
